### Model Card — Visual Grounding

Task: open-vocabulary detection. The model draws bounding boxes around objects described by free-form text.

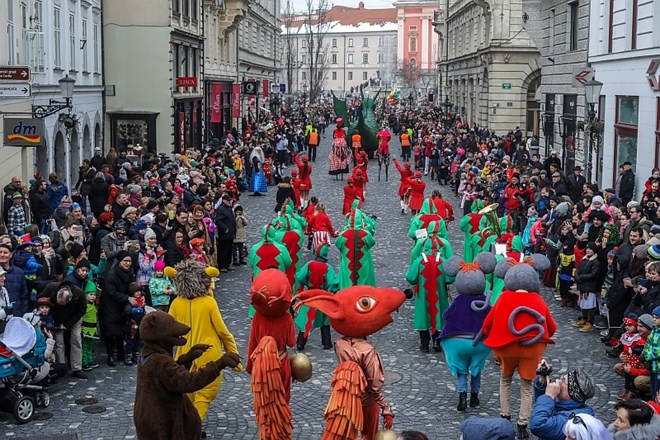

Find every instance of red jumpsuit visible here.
[295,154,313,191]
[352,170,366,202]
[407,177,426,211]
[342,184,360,215]
[394,160,413,197]
[432,197,455,221]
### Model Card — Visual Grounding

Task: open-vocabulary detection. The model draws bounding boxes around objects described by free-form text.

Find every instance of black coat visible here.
[619,169,635,203]
[89,180,109,217]
[275,183,296,213]
[41,281,86,329]
[575,256,601,293]
[30,189,51,222]
[567,174,586,203]
[214,203,236,241]
[163,239,185,268]
[100,262,136,338]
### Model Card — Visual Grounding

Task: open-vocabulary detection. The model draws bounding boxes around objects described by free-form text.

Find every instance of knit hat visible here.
[649,245,660,261]
[146,199,159,210]
[154,260,165,272]
[69,243,85,260]
[116,250,132,263]
[316,243,329,261]
[585,242,598,253]
[632,244,650,260]
[75,258,91,271]
[83,280,97,295]
[566,368,595,403]
[512,173,521,181]
[639,314,654,330]
[12,191,23,199]
[190,237,205,248]
[122,207,138,218]
[133,219,148,232]
[128,282,143,295]
[144,228,156,241]
[127,184,141,194]
[653,306,660,318]
[651,225,660,235]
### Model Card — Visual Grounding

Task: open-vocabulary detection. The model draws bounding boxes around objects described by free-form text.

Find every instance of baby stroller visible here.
[0,317,49,423]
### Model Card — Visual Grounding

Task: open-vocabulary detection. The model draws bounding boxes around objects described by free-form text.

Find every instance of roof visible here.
[283,2,396,28]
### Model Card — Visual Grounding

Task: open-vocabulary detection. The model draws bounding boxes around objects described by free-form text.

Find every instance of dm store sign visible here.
[3,118,45,147]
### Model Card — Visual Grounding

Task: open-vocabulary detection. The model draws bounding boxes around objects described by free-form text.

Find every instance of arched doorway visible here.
[83,124,91,161]
[94,123,102,152]
[54,131,66,181]
[524,70,542,138]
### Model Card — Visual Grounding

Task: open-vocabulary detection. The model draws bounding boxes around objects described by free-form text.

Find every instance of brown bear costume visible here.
[133,311,239,439]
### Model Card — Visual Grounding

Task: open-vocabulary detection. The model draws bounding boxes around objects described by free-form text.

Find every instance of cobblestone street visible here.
[2,133,623,439]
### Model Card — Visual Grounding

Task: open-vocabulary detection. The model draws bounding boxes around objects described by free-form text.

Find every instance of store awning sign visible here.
[3,118,45,146]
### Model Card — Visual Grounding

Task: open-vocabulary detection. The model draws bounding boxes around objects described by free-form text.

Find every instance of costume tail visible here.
[322,360,367,440]
[250,336,293,440]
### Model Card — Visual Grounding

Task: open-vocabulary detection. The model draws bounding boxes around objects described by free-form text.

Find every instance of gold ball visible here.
[290,353,312,382]
[374,430,398,440]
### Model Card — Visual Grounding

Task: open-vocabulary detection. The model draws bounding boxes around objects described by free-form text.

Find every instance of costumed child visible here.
[295,285,406,440]
[481,254,556,440]
[307,203,337,253]
[439,253,497,411]
[81,281,99,370]
[167,260,242,422]
[393,158,413,214]
[294,244,338,350]
[149,260,174,312]
[405,239,453,353]
[124,282,146,366]
[294,153,313,209]
[612,315,648,398]
[247,269,297,439]
[190,238,210,265]
[557,229,577,308]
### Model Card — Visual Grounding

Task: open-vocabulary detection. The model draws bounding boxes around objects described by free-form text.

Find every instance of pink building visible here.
[394,0,438,82]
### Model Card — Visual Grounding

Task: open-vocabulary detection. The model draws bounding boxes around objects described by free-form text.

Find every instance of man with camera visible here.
[529,359,596,440]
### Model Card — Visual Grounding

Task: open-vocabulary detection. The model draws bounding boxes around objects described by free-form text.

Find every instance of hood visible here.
[419,198,437,215]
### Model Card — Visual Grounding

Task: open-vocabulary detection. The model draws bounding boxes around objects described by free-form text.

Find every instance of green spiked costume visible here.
[409,198,448,240]
[335,209,376,289]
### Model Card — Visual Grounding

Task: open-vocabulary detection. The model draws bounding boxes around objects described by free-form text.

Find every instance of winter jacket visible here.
[460,416,516,440]
[3,264,28,317]
[619,169,635,203]
[608,414,660,439]
[575,256,601,293]
[46,181,69,213]
[42,281,86,329]
[163,239,185,268]
[234,213,248,243]
[100,262,136,338]
[30,189,51,222]
[274,183,296,213]
[642,327,660,373]
[215,203,236,241]
[530,379,594,440]
[89,180,109,217]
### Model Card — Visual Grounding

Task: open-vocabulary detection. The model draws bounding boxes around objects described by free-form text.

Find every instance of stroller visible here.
[0,317,49,423]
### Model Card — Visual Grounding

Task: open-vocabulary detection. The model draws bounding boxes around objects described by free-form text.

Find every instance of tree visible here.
[303,0,330,102]
[281,0,298,96]
[396,58,421,94]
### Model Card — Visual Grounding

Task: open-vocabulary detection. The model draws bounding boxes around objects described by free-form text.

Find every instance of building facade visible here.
[281,3,397,97]
[237,0,280,126]
[437,0,542,135]
[1,0,104,191]
[588,0,660,198]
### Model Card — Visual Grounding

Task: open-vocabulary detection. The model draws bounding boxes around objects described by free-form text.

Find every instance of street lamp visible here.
[32,75,75,118]
[584,78,603,182]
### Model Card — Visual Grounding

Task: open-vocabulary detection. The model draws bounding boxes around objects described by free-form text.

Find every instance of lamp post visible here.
[32,75,75,118]
[584,78,603,182]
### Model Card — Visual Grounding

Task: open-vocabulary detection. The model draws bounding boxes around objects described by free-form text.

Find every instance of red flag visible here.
[210,84,222,123]
[231,83,241,118]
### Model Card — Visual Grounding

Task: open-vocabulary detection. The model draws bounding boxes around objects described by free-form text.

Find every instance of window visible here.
[54,7,61,67]
[409,37,417,53]
[191,0,198,22]
[614,96,639,180]
[93,22,99,72]
[172,0,179,13]
[331,53,337,64]
[378,53,384,63]
[332,38,337,48]
[301,54,307,64]
[608,0,614,53]
[362,72,367,80]
[379,37,384,47]
[363,37,368,47]
[410,58,417,71]
[21,2,27,29]
[348,54,353,64]
[332,71,337,80]
[409,25,417,31]
[631,0,638,50]
[348,38,353,48]
[183,0,189,19]
[348,71,353,80]
[7,2,15,65]
[82,18,88,71]
[549,9,555,54]
[568,2,578,51]
[302,71,307,81]
[301,39,306,49]
[362,53,368,64]
[69,14,76,70]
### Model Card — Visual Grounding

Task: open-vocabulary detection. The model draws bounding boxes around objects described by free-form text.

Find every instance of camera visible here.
[535,362,553,377]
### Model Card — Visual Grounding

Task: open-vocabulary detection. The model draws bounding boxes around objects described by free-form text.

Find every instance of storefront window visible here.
[618,96,639,125]
[614,95,639,180]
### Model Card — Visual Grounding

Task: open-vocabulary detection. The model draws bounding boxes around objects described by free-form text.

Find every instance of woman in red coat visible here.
[407,171,426,215]
[294,153,313,208]
[342,177,360,215]
[393,158,414,214]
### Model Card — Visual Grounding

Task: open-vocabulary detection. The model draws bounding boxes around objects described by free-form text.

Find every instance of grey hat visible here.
[567,368,595,403]
[639,314,654,330]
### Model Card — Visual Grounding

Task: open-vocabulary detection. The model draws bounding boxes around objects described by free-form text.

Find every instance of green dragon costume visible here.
[332,89,382,152]
[335,209,376,289]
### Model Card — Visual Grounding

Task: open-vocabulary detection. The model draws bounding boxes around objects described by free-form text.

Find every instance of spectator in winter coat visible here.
[46,172,69,213]
[619,161,636,206]
[3,176,24,226]
[30,179,52,233]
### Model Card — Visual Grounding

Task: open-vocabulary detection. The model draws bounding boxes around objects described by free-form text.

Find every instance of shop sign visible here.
[176,76,197,88]
[3,118,45,146]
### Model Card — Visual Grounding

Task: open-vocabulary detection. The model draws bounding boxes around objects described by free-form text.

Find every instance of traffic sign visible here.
[0,82,31,98]
[0,66,30,81]
[572,67,594,87]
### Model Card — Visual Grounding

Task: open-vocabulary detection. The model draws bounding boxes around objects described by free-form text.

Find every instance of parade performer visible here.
[294,286,406,439]
[408,198,448,240]
[459,199,485,262]
[481,254,556,440]
[405,243,452,354]
[247,269,296,439]
[166,260,242,421]
[431,190,454,223]
[294,153,313,209]
[399,127,411,161]
[307,203,337,253]
[352,155,369,199]
[329,118,351,179]
[487,234,525,305]
[342,177,361,215]
[249,146,268,196]
[249,225,293,278]
[352,168,366,204]
[439,253,497,411]
[134,311,240,440]
[335,209,376,289]
[407,171,426,215]
[271,215,305,291]
[294,244,338,350]
[377,127,391,157]
[393,158,414,214]
[290,169,301,209]
[410,220,453,264]
[306,125,319,162]
[351,129,363,165]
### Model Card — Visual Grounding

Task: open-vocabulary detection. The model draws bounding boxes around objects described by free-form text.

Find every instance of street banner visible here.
[231,84,241,118]
[210,84,222,123]
[3,118,45,146]
[178,112,185,153]
[262,79,269,99]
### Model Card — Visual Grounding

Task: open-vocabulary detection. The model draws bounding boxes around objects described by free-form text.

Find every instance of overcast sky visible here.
[288,0,395,13]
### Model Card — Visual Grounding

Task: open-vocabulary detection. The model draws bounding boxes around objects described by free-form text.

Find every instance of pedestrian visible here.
[81,281,99,371]
[641,306,660,398]
[573,242,601,332]
[214,194,236,273]
[123,282,146,366]
[232,205,248,266]
[7,191,26,239]
[148,260,174,312]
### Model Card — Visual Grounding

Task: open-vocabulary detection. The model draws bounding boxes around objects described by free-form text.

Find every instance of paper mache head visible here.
[494,254,551,293]
[444,253,497,296]
[250,268,293,317]
[164,260,219,299]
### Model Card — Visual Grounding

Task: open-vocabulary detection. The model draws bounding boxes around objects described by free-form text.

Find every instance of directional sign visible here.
[0,66,30,81]
[572,66,594,87]
[647,58,660,91]
[0,82,31,98]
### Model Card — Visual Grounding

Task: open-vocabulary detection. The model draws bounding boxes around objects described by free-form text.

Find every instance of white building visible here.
[1,0,104,191]
[588,0,660,197]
